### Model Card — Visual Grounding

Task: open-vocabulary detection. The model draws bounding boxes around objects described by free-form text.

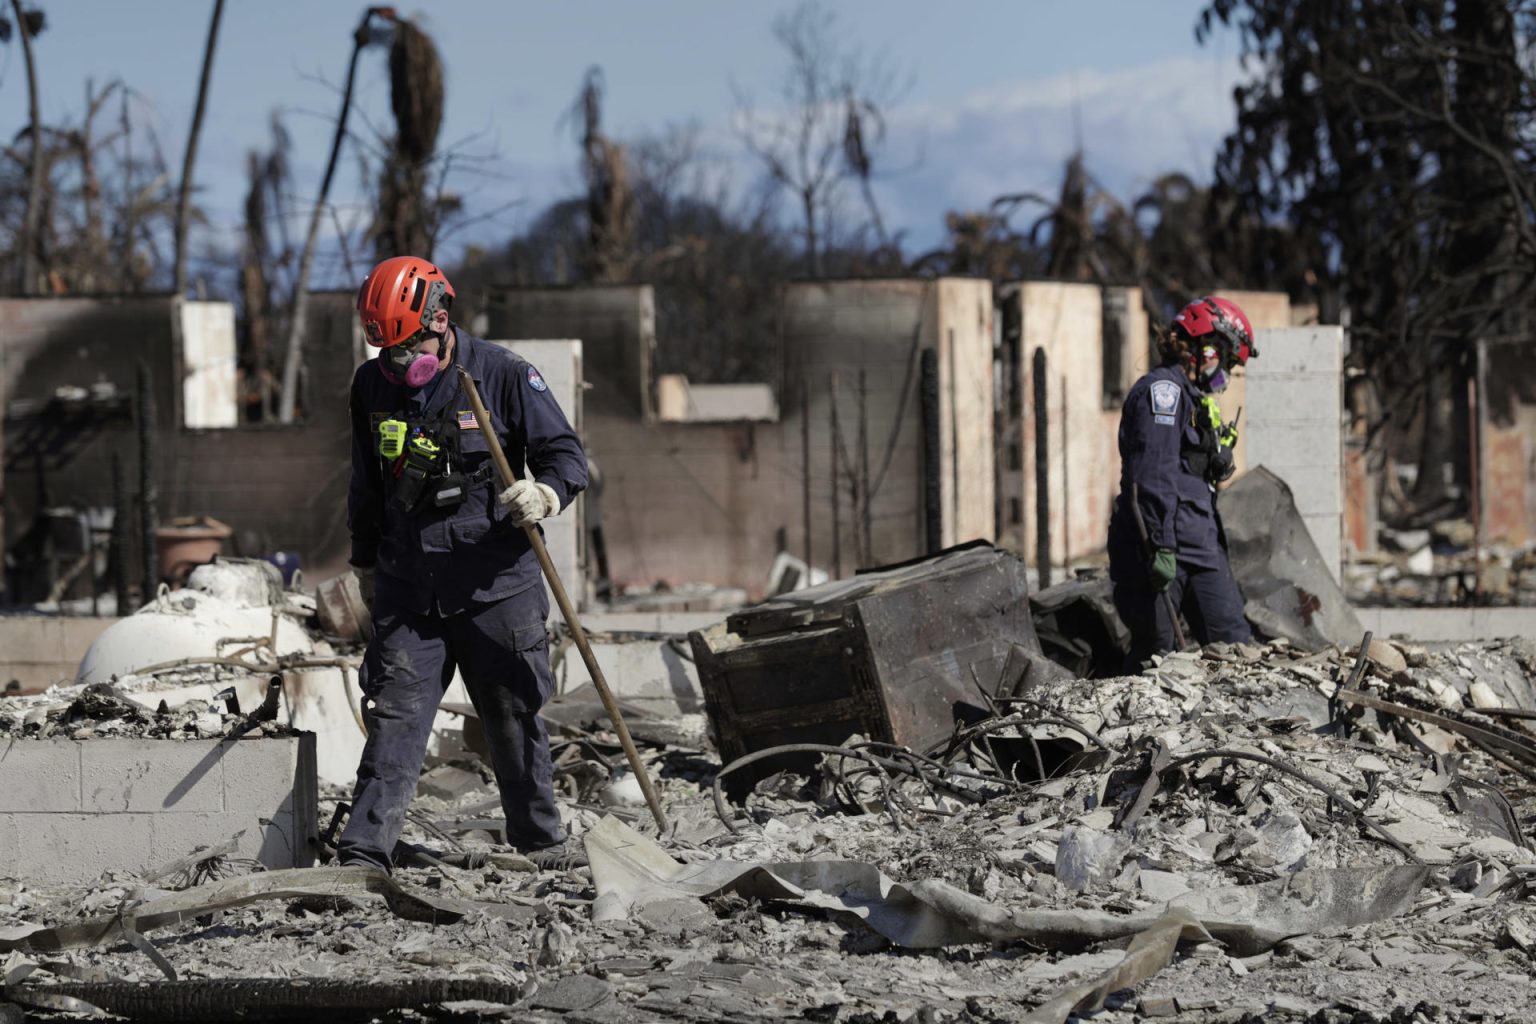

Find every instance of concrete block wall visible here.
[1480,341,1536,547]
[0,734,317,885]
[1244,326,1345,581]
[0,615,117,693]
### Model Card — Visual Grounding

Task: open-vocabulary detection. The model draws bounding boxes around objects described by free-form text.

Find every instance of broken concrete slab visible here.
[416,764,484,802]
[1223,466,1364,649]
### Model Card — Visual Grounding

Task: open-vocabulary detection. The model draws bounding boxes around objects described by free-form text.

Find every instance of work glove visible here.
[352,564,375,606]
[1149,548,1177,591]
[498,480,560,528]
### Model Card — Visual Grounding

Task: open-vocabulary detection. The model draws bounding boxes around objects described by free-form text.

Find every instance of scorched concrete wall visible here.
[485,279,996,596]
[0,293,363,599]
[0,733,318,884]
[1244,326,1346,582]
[1016,281,1116,567]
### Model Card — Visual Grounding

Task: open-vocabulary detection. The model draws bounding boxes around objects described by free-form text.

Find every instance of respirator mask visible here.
[1197,345,1229,394]
[380,332,441,389]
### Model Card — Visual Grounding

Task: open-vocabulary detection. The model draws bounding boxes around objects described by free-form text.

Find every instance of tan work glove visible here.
[497,480,560,527]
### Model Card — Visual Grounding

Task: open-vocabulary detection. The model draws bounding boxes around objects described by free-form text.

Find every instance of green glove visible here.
[1149,548,1177,590]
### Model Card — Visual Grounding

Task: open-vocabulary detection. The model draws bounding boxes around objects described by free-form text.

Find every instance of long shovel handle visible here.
[457,367,669,833]
[1130,483,1189,651]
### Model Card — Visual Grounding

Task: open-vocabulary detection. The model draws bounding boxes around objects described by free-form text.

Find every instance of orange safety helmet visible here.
[356,256,455,349]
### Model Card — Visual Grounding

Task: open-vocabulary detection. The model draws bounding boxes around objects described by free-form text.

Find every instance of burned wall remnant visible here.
[485,279,996,597]
[1,293,363,602]
[484,285,654,421]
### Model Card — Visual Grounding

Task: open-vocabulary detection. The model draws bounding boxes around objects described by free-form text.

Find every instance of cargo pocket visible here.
[1174,500,1211,550]
[510,616,556,712]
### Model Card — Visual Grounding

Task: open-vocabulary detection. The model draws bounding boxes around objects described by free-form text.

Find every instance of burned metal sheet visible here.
[690,543,1039,790]
[1027,573,1130,678]
[0,866,539,954]
[585,817,1429,954]
[1222,466,1364,650]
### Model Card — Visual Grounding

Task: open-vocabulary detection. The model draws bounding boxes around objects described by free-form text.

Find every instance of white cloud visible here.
[443,53,1247,265]
[870,54,1246,250]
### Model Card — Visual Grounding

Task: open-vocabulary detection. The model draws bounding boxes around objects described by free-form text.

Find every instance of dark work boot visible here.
[518,837,589,871]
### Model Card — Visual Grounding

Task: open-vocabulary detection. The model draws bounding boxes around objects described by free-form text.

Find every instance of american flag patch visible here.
[456,410,479,430]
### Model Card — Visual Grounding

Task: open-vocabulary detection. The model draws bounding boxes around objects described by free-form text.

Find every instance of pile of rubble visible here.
[3,633,1534,1022]
[1346,523,1536,607]
[0,680,292,742]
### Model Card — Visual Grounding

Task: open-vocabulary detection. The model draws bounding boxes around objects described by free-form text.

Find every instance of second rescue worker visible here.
[1107,295,1257,669]
[340,256,589,871]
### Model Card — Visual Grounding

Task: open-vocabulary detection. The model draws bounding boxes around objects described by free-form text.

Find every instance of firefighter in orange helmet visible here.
[341,256,589,871]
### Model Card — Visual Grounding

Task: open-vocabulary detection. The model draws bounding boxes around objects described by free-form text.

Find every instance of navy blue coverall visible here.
[339,328,588,869]
[1107,363,1251,668]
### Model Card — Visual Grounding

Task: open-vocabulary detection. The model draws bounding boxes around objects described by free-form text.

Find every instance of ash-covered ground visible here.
[3,638,1535,1023]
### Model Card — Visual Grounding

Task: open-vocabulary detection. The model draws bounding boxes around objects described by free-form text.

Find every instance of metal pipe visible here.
[920,347,942,553]
[111,452,130,614]
[1470,339,1487,604]
[456,367,667,833]
[858,368,872,566]
[137,359,159,600]
[801,375,812,568]
[830,371,842,578]
[1060,375,1070,567]
[1032,347,1051,588]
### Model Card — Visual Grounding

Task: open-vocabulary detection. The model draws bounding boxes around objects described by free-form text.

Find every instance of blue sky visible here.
[0,1,1242,286]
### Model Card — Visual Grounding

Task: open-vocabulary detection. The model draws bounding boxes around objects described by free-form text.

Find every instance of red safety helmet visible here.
[1173,296,1257,366]
[356,256,455,349]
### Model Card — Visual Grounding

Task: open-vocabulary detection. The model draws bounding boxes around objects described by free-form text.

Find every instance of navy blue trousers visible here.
[338,582,563,870]
[1107,503,1253,670]
[1112,560,1252,670]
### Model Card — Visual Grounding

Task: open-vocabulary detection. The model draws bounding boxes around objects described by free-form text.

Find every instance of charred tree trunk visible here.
[12,0,44,295]
[173,0,226,296]
[801,186,820,277]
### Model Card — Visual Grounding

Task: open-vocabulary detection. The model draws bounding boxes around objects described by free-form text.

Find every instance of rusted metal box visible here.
[690,543,1039,787]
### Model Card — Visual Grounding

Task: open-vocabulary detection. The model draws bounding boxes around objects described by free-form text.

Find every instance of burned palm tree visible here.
[372,15,444,260]
[843,89,891,256]
[5,0,46,295]
[569,67,634,283]
[241,116,290,421]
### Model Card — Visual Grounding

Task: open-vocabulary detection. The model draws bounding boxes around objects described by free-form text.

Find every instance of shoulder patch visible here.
[527,366,547,392]
[456,410,479,430]
[1150,380,1180,420]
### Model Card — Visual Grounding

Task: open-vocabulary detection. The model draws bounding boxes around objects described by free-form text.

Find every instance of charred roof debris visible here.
[0,545,1534,1023]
